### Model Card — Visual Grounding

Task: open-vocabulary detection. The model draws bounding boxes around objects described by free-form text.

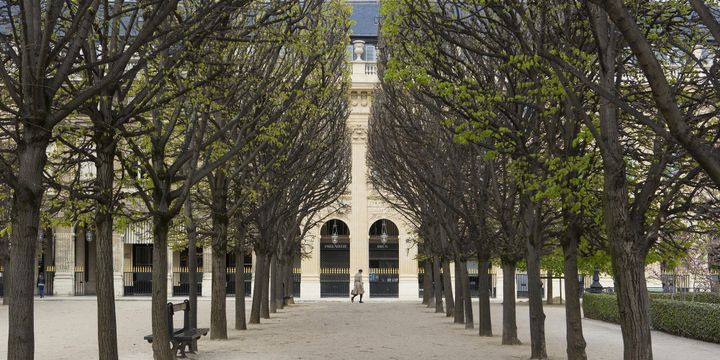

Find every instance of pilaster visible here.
[300,224,321,299]
[202,246,212,297]
[113,232,124,297]
[53,227,75,296]
[167,246,174,298]
[495,266,504,301]
[398,230,419,300]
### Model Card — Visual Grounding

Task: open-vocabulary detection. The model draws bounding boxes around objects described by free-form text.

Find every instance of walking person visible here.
[351,269,364,303]
[37,272,45,298]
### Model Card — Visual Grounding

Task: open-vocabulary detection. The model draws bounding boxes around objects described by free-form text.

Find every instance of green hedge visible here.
[648,292,720,304]
[582,293,621,323]
[651,299,720,343]
[583,293,720,344]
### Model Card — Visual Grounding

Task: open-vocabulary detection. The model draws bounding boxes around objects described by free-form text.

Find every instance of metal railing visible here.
[225,266,252,296]
[43,266,55,296]
[660,273,690,292]
[293,268,301,298]
[468,270,497,298]
[74,266,86,296]
[172,267,203,297]
[123,266,152,296]
[369,267,398,298]
[321,267,349,298]
[516,273,545,299]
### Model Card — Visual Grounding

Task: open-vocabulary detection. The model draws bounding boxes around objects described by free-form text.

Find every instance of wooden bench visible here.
[144,300,209,358]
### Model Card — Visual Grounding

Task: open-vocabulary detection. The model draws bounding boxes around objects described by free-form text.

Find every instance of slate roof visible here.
[349,1,380,39]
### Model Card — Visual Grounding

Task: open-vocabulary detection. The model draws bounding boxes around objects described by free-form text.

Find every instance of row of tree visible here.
[0,1,352,360]
[372,1,720,360]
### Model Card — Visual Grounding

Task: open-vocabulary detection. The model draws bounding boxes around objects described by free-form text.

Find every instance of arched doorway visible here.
[320,219,350,297]
[369,219,399,298]
[74,225,97,296]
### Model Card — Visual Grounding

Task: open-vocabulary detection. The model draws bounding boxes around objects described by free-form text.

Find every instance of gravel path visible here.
[0,298,718,359]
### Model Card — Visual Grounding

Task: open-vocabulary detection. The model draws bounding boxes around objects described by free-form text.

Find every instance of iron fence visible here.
[293,269,301,298]
[74,266,87,295]
[369,268,398,297]
[468,269,497,298]
[321,267,349,298]
[123,266,153,296]
[43,267,55,296]
[660,273,690,292]
[516,273,545,299]
[172,267,203,297]
[225,266,252,296]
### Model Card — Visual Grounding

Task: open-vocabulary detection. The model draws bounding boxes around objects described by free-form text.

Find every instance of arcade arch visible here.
[368,219,399,298]
[320,219,350,297]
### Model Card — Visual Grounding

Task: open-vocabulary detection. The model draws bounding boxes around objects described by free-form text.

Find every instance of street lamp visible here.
[331,220,339,245]
[380,219,388,244]
[588,266,604,294]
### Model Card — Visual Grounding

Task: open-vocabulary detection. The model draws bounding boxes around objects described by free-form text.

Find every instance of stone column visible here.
[449,261,457,296]
[300,225,321,300]
[495,265,504,302]
[250,251,257,297]
[113,232,124,297]
[53,227,75,296]
[349,111,370,298]
[167,246,174,298]
[202,246,212,297]
[398,228,419,300]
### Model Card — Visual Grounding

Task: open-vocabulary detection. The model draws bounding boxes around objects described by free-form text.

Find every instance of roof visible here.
[349,1,379,39]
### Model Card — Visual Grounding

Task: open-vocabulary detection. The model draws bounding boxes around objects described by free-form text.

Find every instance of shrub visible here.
[648,292,720,304]
[651,299,720,343]
[582,293,620,323]
[583,293,720,343]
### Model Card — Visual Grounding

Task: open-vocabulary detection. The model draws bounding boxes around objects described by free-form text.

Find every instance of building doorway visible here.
[368,219,399,298]
[74,226,97,295]
[320,219,350,297]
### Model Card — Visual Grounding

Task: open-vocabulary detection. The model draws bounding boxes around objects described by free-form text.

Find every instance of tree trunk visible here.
[261,253,271,319]
[546,271,554,305]
[94,138,119,360]
[210,245,227,339]
[184,197,199,351]
[441,260,454,317]
[613,250,653,360]
[423,259,433,306]
[591,6,654,358]
[527,236,547,359]
[8,139,48,360]
[270,257,278,313]
[460,261,473,329]
[151,218,173,360]
[478,256,492,336]
[521,193,547,359]
[501,260,521,345]
[279,262,289,308]
[562,219,587,360]
[432,257,444,313]
[235,248,247,330]
[249,250,266,324]
[210,173,228,339]
[453,261,464,324]
[285,263,295,305]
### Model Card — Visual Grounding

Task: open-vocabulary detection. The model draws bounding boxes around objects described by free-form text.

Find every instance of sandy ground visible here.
[0,298,719,359]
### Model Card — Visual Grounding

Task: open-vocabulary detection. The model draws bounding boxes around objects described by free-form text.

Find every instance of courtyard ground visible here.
[0,298,719,359]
